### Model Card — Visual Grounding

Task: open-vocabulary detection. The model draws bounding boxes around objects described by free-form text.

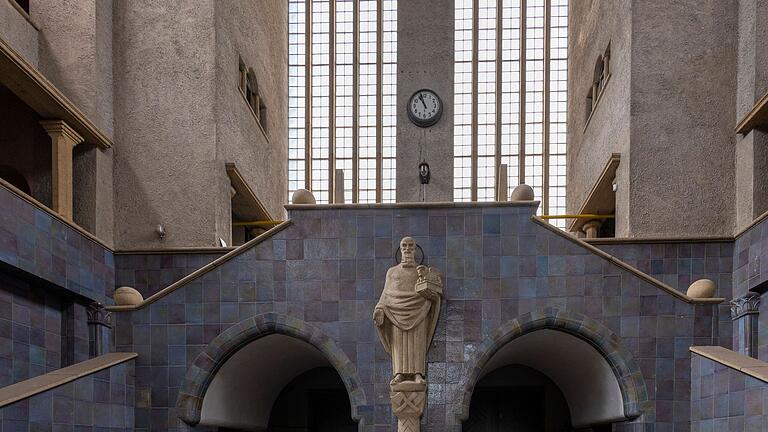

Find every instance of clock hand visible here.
[419,93,428,110]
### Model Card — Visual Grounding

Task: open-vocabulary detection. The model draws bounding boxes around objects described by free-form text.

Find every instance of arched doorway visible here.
[457,309,646,430]
[268,367,357,431]
[177,313,368,431]
[464,365,571,432]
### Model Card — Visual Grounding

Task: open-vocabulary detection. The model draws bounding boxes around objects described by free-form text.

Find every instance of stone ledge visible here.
[690,346,768,383]
[0,352,137,408]
[286,200,540,210]
[532,216,726,305]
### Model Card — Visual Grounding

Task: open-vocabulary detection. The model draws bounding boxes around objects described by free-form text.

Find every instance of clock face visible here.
[408,89,442,127]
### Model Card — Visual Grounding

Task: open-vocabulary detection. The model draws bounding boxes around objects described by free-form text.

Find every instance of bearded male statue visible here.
[373,237,443,386]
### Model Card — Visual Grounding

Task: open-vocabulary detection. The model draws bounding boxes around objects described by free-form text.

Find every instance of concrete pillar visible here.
[396,0,453,202]
[582,220,602,239]
[496,164,508,201]
[334,169,345,203]
[40,120,83,220]
[730,292,761,358]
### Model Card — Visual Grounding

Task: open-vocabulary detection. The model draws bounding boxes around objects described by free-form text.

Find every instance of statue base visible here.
[390,380,427,432]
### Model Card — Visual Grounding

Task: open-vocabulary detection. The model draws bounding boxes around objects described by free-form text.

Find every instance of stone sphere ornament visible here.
[113,286,144,306]
[510,184,535,201]
[686,279,716,298]
[291,188,317,204]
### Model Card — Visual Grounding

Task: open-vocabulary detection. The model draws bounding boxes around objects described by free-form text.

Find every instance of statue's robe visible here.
[375,264,441,376]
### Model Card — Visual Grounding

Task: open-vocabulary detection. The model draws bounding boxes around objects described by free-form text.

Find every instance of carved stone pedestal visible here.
[390,381,426,432]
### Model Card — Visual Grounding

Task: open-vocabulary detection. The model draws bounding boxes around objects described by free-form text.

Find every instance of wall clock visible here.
[407,89,442,127]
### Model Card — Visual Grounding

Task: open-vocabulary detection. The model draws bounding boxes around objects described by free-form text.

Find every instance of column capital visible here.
[40,119,84,146]
[86,302,112,328]
[730,292,761,320]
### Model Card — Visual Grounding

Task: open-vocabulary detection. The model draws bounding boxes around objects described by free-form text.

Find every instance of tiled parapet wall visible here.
[0,359,135,431]
[113,203,729,431]
[592,240,733,297]
[0,184,114,303]
[690,350,768,430]
[115,251,227,299]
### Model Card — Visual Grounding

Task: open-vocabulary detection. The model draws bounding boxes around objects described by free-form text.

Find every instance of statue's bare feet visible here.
[390,374,405,385]
[414,374,425,384]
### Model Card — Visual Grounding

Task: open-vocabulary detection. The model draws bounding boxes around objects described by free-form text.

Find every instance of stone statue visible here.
[373,236,443,432]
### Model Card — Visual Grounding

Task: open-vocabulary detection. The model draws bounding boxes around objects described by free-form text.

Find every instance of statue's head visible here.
[400,237,416,267]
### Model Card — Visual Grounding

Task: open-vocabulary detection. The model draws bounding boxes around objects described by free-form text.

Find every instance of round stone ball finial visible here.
[291,188,317,204]
[113,286,144,306]
[510,184,535,201]
[686,279,716,299]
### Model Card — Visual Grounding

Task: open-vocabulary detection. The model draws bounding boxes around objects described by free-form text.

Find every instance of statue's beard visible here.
[401,253,415,267]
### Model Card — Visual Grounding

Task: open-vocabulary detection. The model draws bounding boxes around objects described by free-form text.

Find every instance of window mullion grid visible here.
[376,0,384,202]
[288,0,307,201]
[548,0,568,227]
[495,0,503,200]
[542,0,550,215]
[329,0,336,202]
[471,0,480,201]
[352,0,359,202]
[518,0,526,184]
[358,0,377,203]
[310,0,332,202]
[305,0,313,189]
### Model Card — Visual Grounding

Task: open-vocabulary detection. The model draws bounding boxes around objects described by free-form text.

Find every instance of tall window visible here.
[454,0,568,226]
[289,0,397,204]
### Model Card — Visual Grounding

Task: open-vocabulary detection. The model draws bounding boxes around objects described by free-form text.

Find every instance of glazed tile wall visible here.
[0,359,136,431]
[0,185,114,303]
[115,252,226,299]
[595,241,733,297]
[690,352,768,431]
[734,220,768,299]
[112,205,732,432]
[0,271,63,387]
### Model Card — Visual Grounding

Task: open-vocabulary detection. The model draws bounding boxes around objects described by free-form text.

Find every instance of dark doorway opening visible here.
[267,367,357,432]
[464,365,571,432]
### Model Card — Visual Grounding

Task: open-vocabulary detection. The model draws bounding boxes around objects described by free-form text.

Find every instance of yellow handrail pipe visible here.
[232,220,285,227]
[540,214,615,220]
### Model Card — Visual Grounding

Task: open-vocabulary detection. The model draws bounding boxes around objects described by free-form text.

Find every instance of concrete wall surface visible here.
[396,0,454,202]
[0,0,38,66]
[628,0,737,238]
[214,0,288,226]
[567,0,632,235]
[735,0,768,230]
[112,0,219,249]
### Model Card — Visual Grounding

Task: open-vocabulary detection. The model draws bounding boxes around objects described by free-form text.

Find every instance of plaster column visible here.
[730,292,761,358]
[40,120,84,220]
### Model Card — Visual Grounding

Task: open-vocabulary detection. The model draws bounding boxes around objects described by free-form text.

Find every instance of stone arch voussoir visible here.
[177,312,369,427]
